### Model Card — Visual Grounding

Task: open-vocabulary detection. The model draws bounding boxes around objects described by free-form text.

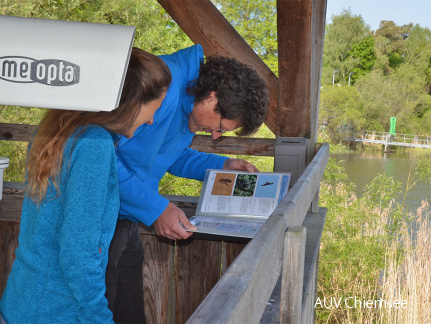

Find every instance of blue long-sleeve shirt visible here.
[116,44,228,225]
[0,126,119,324]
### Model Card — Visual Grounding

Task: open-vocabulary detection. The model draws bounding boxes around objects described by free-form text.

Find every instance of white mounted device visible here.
[0,15,135,111]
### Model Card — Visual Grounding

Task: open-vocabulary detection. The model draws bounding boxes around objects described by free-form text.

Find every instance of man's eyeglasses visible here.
[216,116,226,133]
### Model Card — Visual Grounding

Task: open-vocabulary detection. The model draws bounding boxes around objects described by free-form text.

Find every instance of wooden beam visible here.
[191,135,275,156]
[0,123,36,141]
[0,123,276,156]
[308,0,327,162]
[156,0,279,134]
[277,0,317,138]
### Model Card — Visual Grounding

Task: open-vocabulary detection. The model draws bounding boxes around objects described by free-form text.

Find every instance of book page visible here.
[199,170,290,217]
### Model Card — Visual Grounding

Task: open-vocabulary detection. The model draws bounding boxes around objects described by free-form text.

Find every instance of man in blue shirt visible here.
[106,44,269,323]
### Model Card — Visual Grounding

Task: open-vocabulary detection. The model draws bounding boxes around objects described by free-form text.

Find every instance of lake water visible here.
[333,150,431,214]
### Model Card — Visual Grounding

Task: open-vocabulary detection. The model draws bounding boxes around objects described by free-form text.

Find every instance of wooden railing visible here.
[0,121,328,323]
[187,143,328,323]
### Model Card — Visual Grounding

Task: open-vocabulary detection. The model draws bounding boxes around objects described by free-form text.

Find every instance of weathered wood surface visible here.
[156,0,279,135]
[301,209,327,324]
[0,123,37,141]
[308,0,327,164]
[0,183,25,222]
[259,208,326,324]
[280,226,307,324]
[186,143,329,324]
[277,0,327,143]
[191,135,275,156]
[0,123,275,156]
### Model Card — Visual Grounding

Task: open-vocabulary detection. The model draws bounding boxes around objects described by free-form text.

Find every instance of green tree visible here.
[373,20,413,73]
[323,9,370,85]
[213,0,278,74]
[347,35,377,84]
[319,85,365,138]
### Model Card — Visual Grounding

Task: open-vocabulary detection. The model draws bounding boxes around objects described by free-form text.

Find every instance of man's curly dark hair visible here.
[187,56,269,136]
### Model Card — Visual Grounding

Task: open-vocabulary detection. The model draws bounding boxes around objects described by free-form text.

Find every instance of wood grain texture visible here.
[142,233,175,324]
[280,226,307,324]
[174,238,222,324]
[277,0,312,138]
[156,0,279,134]
[190,135,275,156]
[0,123,37,141]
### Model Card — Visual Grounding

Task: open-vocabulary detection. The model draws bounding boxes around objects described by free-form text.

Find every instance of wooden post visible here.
[280,226,307,324]
[277,0,326,142]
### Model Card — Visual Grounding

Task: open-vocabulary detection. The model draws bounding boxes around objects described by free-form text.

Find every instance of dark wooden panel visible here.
[0,221,20,298]
[0,185,24,222]
[0,123,37,141]
[191,135,275,156]
[142,233,175,324]
[221,241,248,276]
[157,0,279,135]
[174,238,222,324]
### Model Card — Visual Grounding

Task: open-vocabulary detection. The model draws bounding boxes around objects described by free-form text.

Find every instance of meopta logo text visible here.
[0,56,80,86]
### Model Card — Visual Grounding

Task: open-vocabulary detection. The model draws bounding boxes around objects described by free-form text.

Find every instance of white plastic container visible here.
[0,157,10,200]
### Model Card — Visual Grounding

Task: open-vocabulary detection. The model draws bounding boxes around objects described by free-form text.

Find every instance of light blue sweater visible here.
[117,44,228,225]
[0,126,119,324]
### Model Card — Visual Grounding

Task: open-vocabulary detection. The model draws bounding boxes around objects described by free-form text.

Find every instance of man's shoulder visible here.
[159,44,203,80]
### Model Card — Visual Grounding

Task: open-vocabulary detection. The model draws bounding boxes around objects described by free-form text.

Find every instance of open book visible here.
[188,169,291,238]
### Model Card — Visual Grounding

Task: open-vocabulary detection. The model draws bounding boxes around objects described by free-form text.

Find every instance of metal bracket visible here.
[274,137,308,186]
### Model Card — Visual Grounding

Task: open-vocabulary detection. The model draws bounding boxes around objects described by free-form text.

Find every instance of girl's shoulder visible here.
[66,125,117,156]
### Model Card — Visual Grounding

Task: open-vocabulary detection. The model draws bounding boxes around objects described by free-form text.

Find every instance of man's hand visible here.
[153,202,197,240]
[223,158,259,173]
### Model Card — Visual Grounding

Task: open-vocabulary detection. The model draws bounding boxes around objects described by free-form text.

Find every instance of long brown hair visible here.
[26,47,171,202]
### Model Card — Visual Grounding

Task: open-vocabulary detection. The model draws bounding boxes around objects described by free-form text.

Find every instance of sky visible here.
[326,0,431,31]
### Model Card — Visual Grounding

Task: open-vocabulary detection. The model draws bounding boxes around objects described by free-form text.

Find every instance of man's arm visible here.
[118,158,196,239]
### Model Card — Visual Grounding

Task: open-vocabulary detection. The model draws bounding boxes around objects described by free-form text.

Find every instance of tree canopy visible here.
[321,9,431,138]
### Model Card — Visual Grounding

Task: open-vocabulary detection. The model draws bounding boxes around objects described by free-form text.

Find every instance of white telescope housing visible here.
[0,15,135,111]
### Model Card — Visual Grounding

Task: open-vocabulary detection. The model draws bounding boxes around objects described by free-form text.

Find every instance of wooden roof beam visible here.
[157,0,279,134]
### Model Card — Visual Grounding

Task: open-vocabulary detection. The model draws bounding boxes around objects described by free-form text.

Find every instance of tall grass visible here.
[379,200,431,323]
[317,154,431,323]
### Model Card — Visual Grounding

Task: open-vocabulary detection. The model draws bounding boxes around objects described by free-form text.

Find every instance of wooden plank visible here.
[0,123,37,141]
[156,0,279,135]
[301,208,326,323]
[0,184,25,222]
[0,221,20,298]
[259,209,326,323]
[280,226,307,324]
[221,240,248,276]
[191,135,275,156]
[186,143,329,323]
[277,0,313,137]
[0,123,276,156]
[141,233,175,324]
[308,0,327,163]
[174,238,222,324]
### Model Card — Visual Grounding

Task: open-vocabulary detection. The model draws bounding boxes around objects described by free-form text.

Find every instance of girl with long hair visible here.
[0,47,171,324]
